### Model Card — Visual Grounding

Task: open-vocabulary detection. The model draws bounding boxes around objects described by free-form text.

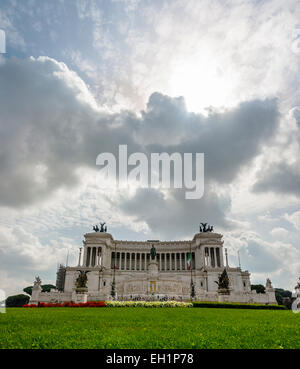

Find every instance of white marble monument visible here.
[30,227,277,305]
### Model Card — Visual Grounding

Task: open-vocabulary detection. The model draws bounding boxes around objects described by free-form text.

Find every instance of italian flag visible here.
[187,253,192,270]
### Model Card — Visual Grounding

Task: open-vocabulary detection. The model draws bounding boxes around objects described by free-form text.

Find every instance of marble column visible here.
[78,247,82,267]
[84,247,88,267]
[220,247,224,267]
[225,248,229,267]
[87,247,91,267]
[93,247,96,267]
[213,248,216,268]
[96,247,99,266]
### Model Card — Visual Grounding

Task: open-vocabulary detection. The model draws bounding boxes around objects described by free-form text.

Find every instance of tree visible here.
[6,294,30,307]
[275,288,292,307]
[23,284,56,296]
[23,286,33,296]
[40,284,56,293]
[251,284,265,294]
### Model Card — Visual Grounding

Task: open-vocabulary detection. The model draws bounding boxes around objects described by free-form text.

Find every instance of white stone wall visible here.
[30,291,72,304]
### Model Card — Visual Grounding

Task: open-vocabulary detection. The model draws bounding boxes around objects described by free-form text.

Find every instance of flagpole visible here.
[237,250,241,269]
[190,242,194,301]
[190,242,192,281]
[114,242,116,279]
[66,248,69,267]
[112,242,117,299]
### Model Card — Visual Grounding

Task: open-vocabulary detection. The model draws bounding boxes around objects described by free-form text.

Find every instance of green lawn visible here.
[0,307,299,349]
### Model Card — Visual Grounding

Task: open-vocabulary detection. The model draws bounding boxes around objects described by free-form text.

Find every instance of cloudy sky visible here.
[0,0,300,296]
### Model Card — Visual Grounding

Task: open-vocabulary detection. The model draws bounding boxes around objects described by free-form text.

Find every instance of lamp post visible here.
[111,243,117,299]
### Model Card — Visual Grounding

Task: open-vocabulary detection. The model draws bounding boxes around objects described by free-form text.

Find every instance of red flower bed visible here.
[23,301,106,308]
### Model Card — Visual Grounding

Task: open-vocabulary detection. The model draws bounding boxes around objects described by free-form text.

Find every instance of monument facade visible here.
[30,225,277,304]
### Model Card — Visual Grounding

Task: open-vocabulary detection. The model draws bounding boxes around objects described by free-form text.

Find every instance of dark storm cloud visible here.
[0,57,280,219]
[0,57,140,207]
[142,93,279,184]
[119,186,233,239]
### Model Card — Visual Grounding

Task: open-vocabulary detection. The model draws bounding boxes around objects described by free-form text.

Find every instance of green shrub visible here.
[192,301,286,310]
[275,288,293,307]
[5,294,30,307]
[23,284,56,296]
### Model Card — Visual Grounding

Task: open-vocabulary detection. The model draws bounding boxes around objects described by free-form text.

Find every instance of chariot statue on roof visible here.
[93,222,107,233]
[199,222,213,233]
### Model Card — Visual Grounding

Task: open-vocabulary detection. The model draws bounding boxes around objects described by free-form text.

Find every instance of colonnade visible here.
[204,247,221,268]
[110,251,196,271]
[84,247,102,267]
[83,246,223,269]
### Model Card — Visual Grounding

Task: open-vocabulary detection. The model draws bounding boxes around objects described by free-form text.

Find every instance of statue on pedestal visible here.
[30,276,42,304]
[34,276,42,287]
[150,245,157,260]
[76,271,90,292]
[215,269,230,294]
[295,278,300,297]
[266,278,273,289]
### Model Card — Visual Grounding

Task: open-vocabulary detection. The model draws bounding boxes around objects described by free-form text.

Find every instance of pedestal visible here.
[148,260,159,280]
[75,293,88,304]
[265,287,277,304]
[148,260,159,295]
[30,284,42,304]
[72,287,88,303]
[218,289,230,303]
[76,286,88,292]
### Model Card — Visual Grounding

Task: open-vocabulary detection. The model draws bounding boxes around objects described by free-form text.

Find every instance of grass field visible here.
[1,307,300,349]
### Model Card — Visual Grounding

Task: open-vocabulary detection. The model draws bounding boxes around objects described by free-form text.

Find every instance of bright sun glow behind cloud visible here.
[168,53,239,113]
